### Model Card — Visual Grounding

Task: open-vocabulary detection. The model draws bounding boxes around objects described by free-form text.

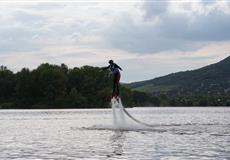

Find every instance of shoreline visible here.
[0,106,229,110]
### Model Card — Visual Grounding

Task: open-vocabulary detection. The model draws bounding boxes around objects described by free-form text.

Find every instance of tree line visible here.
[0,64,160,109]
[0,64,229,109]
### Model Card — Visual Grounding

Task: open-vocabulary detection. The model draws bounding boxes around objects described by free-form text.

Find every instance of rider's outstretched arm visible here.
[101,65,110,70]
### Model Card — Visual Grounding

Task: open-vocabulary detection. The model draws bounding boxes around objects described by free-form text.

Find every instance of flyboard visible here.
[111,96,155,128]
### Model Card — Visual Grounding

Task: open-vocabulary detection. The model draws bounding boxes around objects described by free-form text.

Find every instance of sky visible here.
[0,0,230,82]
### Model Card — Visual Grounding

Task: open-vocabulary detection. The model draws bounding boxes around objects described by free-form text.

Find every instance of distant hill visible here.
[127,56,230,97]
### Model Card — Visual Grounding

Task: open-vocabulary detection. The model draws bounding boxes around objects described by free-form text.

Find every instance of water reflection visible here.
[107,131,125,158]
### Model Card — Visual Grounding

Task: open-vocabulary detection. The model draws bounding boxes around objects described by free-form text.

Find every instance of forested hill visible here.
[1,56,230,108]
[0,63,158,109]
[127,56,230,97]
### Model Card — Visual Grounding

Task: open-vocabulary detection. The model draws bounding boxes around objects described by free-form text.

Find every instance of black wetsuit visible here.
[102,63,122,97]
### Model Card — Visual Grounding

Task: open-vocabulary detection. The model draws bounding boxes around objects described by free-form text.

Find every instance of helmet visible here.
[108,60,113,64]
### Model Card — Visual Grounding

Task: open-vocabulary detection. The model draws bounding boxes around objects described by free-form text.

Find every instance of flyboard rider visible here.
[101,60,122,99]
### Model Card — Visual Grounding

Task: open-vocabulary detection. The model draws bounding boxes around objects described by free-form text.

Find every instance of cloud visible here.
[102,0,230,54]
[0,1,230,82]
[119,41,230,82]
[12,10,47,26]
[142,1,169,19]
[1,39,229,82]
[0,25,43,53]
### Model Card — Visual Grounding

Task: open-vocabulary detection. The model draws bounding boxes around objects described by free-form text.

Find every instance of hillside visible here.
[1,56,230,108]
[127,56,230,96]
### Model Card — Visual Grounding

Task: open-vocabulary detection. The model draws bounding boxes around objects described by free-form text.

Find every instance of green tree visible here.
[36,63,67,105]
[66,88,87,107]
[133,91,150,106]
[15,68,34,106]
[120,86,133,107]
[96,87,112,108]
[0,66,15,100]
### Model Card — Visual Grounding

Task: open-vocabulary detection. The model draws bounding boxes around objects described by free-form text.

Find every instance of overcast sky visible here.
[0,0,230,82]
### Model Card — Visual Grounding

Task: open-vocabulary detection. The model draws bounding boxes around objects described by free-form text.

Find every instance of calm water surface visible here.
[0,107,229,160]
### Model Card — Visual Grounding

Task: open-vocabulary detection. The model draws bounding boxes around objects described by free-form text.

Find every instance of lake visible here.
[0,107,229,160]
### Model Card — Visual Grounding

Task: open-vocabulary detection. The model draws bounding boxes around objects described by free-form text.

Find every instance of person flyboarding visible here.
[102,60,155,128]
[102,60,122,99]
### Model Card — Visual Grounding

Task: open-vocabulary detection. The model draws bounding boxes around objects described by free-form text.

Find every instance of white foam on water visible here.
[83,124,166,132]
[84,97,158,131]
[111,97,126,129]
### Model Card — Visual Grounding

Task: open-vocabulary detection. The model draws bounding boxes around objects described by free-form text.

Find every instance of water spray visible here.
[111,97,155,128]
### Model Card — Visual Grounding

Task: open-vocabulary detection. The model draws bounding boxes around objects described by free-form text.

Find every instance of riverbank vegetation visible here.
[0,63,229,109]
[0,64,159,108]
